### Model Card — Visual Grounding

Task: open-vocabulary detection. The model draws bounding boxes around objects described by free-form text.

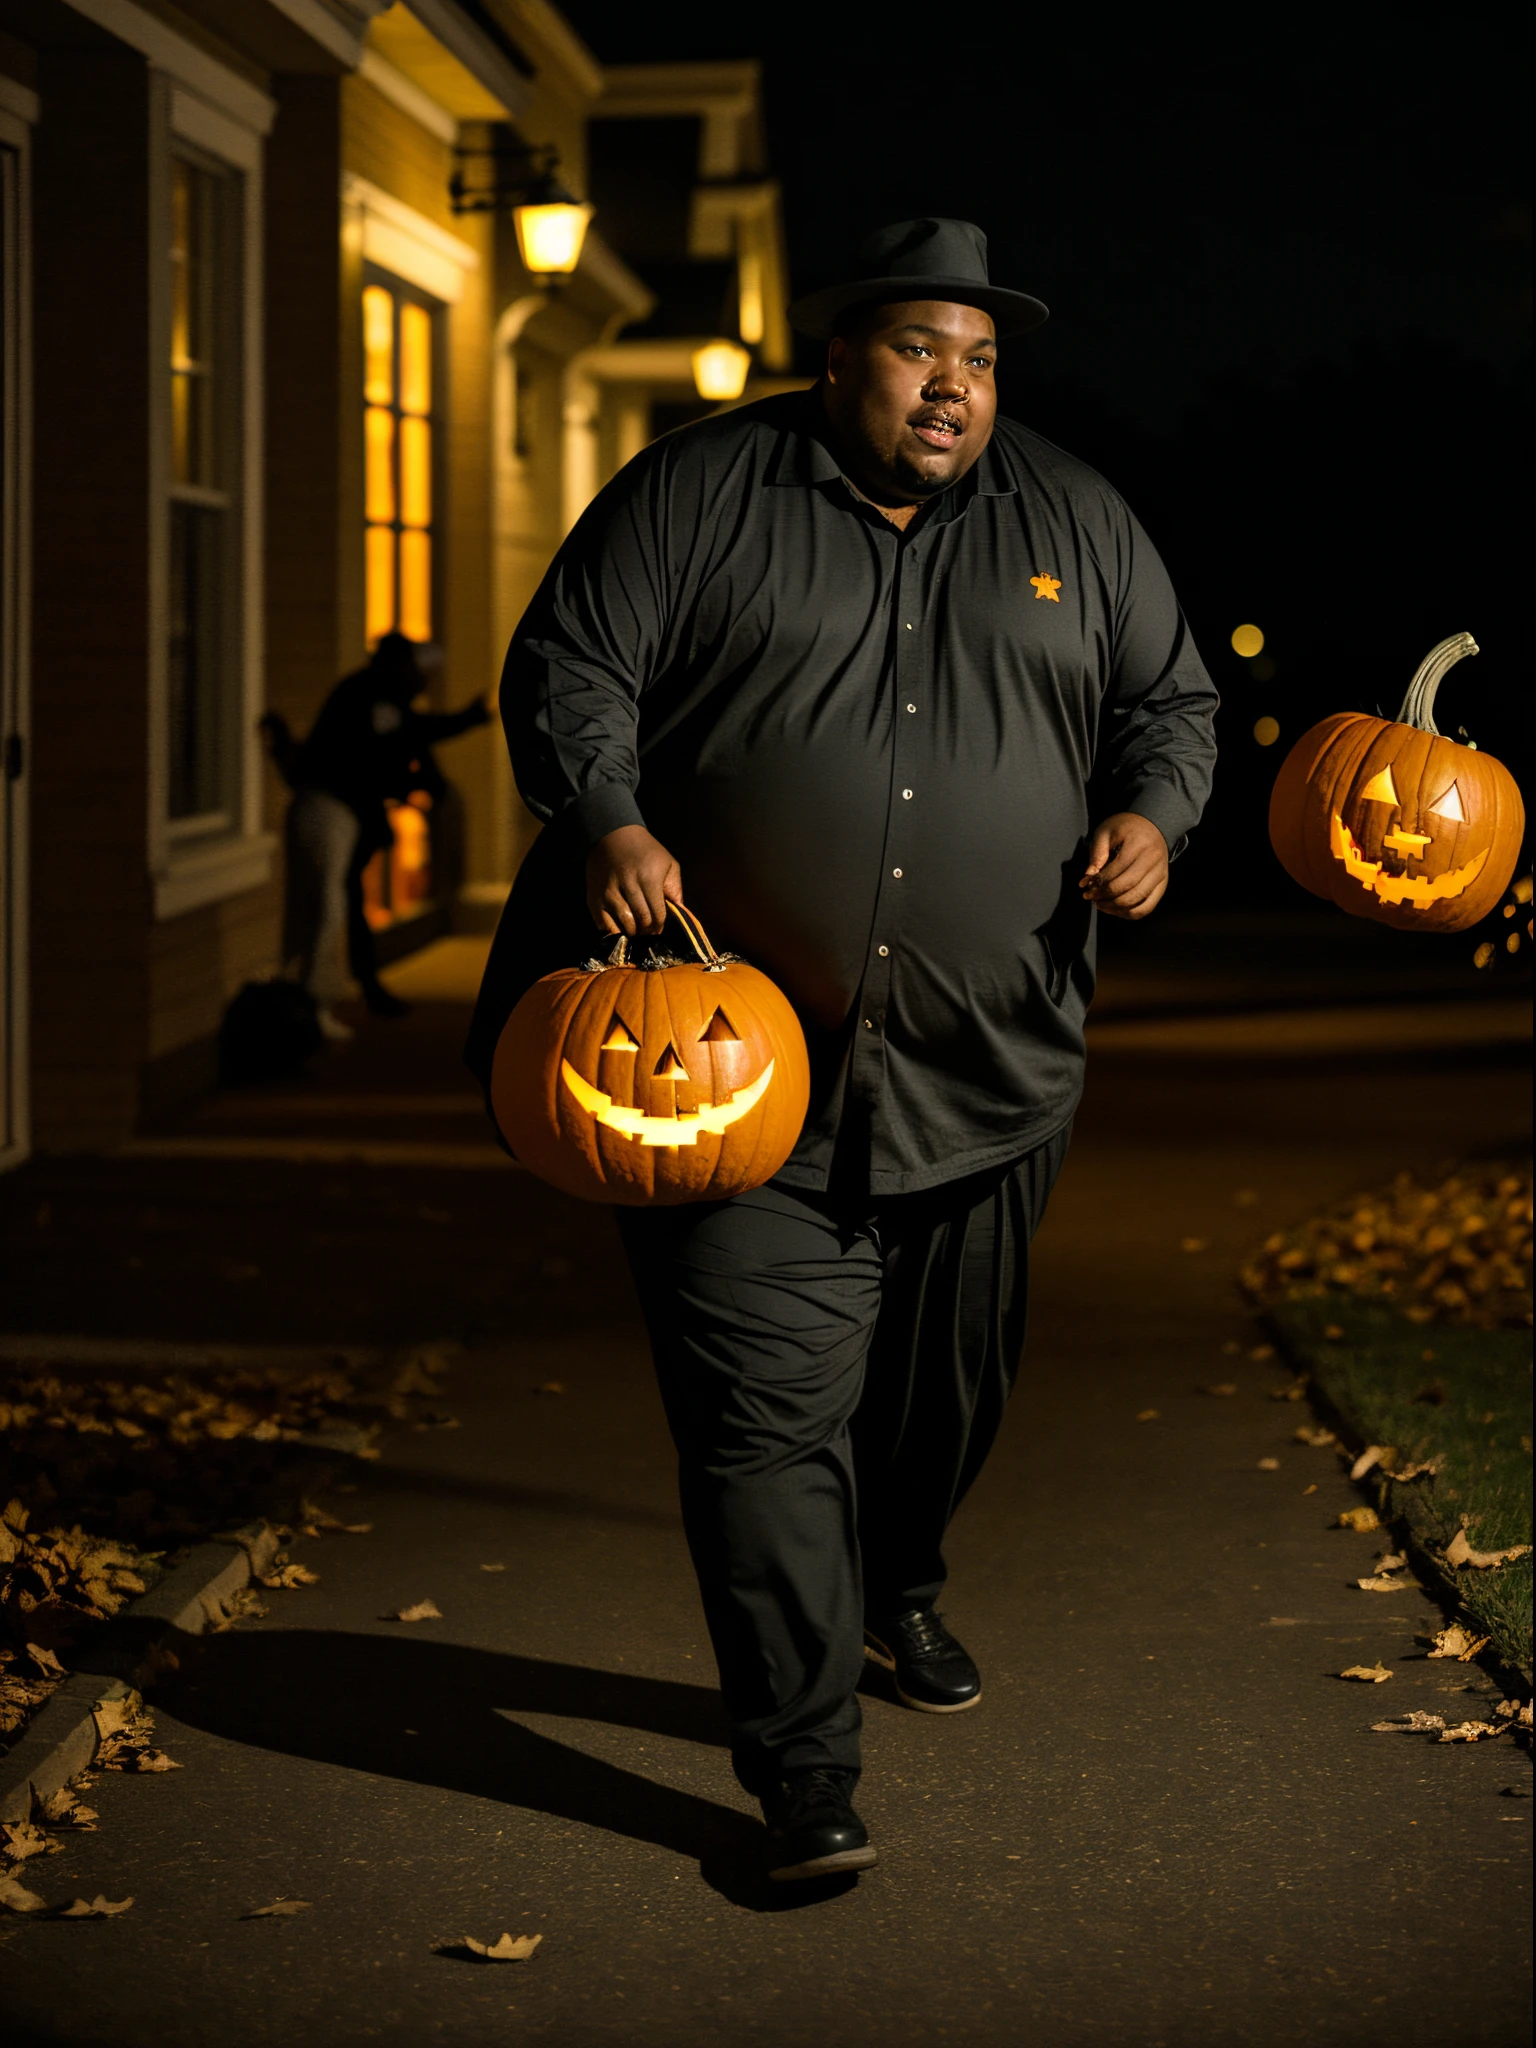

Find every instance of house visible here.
[0,0,794,1161]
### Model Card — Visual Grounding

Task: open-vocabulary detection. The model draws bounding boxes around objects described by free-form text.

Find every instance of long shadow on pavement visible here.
[157,1630,855,1913]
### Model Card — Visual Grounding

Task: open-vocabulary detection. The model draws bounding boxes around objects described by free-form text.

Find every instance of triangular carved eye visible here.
[698,1008,740,1043]
[601,1018,640,1051]
[653,1042,690,1080]
[1360,765,1399,804]
[1428,779,1466,821]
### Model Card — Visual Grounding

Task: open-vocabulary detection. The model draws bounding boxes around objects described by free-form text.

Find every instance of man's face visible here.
[823,299,998,503]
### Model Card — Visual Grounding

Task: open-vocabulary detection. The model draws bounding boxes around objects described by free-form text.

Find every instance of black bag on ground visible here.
[219,978,323,1085]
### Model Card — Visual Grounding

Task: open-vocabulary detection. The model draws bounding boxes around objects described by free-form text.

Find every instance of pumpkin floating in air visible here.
[491,901,810,1205]
[1268,632,1525,933]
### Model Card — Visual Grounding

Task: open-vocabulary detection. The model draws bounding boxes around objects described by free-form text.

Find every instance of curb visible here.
[0,1520,281,1824]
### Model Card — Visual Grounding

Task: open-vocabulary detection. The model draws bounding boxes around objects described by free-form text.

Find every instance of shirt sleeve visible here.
[1099,505,1220,856]
[500,446,675,848]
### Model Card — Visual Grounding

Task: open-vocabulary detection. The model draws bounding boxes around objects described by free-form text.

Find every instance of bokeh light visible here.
[1253,716,1280,747]
[1231,623,1265,658]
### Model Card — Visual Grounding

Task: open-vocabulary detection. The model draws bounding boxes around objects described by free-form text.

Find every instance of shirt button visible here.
[902,788,913,800]
[863,1018,874,1029]
[892,867,903,879]
[906,702,916,713]
[877,945,889,957]
[904,622,913,631]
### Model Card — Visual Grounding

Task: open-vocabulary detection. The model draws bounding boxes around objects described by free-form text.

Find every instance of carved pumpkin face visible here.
[491,912,810,1206]
[1268,635,1525,933]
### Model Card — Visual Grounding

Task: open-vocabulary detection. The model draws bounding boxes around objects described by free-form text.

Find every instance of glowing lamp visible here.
[692,341,752,402]
[1231,623,1265,658]
[514,195,593,278]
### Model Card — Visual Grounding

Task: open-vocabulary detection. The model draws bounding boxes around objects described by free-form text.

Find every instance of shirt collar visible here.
[766,387,1017,512]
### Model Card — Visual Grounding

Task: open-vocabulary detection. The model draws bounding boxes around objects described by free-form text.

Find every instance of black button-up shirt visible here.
[470,391,1217,1195]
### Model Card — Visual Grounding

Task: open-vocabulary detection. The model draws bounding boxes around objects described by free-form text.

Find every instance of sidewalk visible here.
[0,936,1529,2047]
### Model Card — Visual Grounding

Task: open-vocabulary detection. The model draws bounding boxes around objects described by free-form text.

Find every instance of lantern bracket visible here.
[448,136,567,217]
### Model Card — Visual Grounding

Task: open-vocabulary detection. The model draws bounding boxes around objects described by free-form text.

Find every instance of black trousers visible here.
[616,1125,1070,1792]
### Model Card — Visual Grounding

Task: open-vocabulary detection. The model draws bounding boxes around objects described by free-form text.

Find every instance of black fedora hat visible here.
[787,217,1048,341]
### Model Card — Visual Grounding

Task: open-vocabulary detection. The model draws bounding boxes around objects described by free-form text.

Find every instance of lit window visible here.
[362,279,438,647]
[167,151,240,826]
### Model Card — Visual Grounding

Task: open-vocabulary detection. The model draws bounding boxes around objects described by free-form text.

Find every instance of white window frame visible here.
[148,80,274,920]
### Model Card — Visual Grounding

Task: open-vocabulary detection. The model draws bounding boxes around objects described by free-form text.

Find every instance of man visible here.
[266,633,489,1024]
[470,220,1217,1882]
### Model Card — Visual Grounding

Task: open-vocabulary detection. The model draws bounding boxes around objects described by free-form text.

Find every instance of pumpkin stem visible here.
[1397,631,1478,735]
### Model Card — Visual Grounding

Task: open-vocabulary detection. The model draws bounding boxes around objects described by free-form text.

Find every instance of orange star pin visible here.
[1030,573,1062,602]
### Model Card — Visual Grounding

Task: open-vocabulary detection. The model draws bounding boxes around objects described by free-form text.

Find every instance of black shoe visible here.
[864,1607,982,1713]
[762,1768,877,1882]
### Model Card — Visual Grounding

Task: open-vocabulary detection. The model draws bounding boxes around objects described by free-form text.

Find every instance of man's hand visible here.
[1079,812,1169,921]
[586,825,684,936]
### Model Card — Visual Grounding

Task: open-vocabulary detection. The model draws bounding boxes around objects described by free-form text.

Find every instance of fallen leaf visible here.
[535,1381,565,1396]
[1445,1529,1532,1570]
[0,1872,47,1913]
[259,1563,321,1590]
[1350,1445,1393,1481]
[51,1895,133,1917]
[1180,1237,1209,1253]
[1136,1409,1160,1423]
[460,1932,542,1961]
[25,1644,67,1679]
[1438,1720,1507,1744]
[410,1411,461,1433]
[1201,1383,1238,1397]
[1340,1663,1393,1683]
[1372,1711,1447,1733]
[244,1899,312,1918]
[1357,1575,1414,1592]
[1221,1340,1242,1357]
[479,1563,506,1573]
[1257,1457,1280,1471]
[1301,1484,1318,1496]
[1323,1324,1344,1341]
[1251,1345,1277,1364]
[1392,1457,1441,1482]
[382,1600,442,1623]
[1337,1506,1380,1533]
[1294,1425,1337,1448]
[1425,1624,1491,1661]
[38,1788,98,1830]
[2,1821,60,1863]
[1495,1699,1534,1728]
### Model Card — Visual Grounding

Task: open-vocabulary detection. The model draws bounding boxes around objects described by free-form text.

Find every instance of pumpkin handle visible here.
[1397,631,1478,736]
[605,901,724,970]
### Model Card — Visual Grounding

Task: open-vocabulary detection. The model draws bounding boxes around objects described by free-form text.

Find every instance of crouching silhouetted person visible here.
[262,633,490,1032]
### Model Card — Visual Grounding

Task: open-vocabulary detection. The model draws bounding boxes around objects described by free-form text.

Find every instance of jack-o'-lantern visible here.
[1268,632,1525,933]
[491,902,810,1205]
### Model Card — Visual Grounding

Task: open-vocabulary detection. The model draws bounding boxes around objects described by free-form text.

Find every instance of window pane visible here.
[365,406,396,523]
[399,415,430,528]
[365,524,396,643]
[170,157,214,487]
[398,528,431,640]
[399,302,431,416]
[168,501,223,817]
[363,285,394,407]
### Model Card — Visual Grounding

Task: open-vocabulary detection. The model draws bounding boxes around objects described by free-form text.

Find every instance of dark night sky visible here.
[561,1,1532,913]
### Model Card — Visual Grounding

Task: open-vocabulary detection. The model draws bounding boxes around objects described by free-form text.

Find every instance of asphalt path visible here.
[0,984,1529,2047]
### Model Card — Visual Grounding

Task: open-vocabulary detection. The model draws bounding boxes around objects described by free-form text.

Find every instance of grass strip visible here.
[1270,1293,1531,1680]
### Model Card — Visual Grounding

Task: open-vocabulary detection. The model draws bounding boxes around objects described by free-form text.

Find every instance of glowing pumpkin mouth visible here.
[1329,814,1488,907]
[560,1059,775,1146]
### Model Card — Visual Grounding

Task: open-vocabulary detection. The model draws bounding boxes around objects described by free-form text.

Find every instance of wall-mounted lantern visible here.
[450,142,593,284]
[691,340,752,402]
